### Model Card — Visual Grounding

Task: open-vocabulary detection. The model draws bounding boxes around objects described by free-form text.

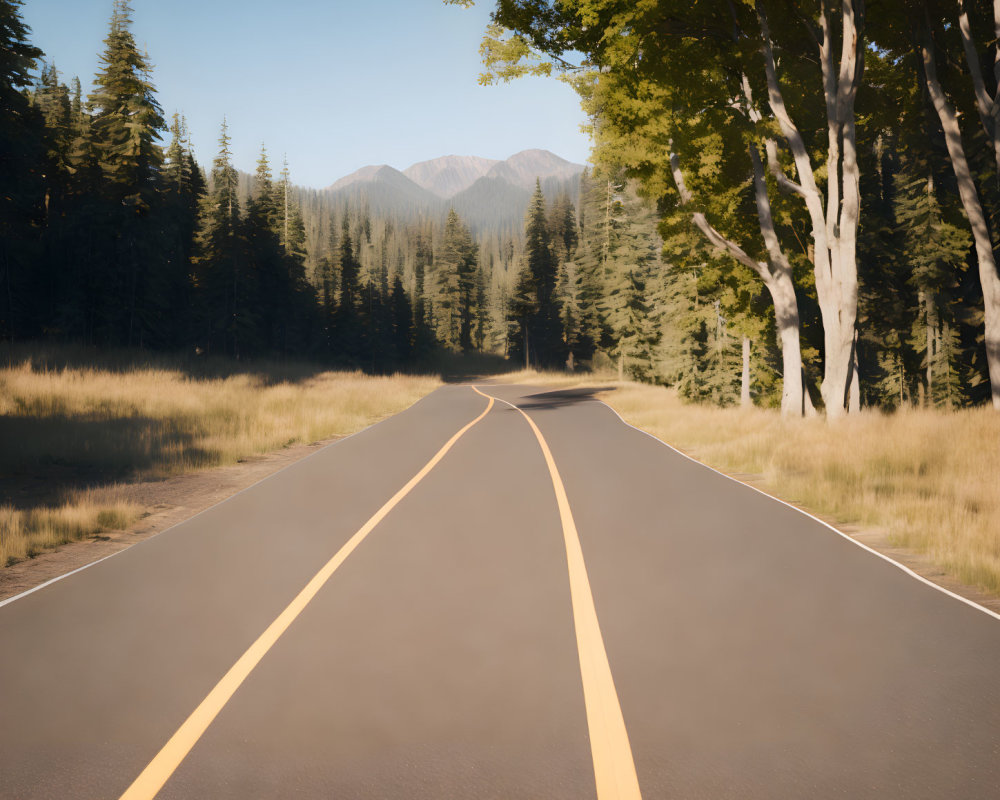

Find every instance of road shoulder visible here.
[0,435,341,603]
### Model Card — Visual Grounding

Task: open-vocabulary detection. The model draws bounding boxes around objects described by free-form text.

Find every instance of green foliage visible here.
[508,181,566,367]
[434,209,479,351]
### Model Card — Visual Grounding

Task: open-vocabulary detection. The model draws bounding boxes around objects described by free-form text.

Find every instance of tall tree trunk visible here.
[670,149,806,416]
[741,337,752,408]
[922,22,1000,409]
[956,0,1000,183]
[849,329,860,412]
[924,291,935,403]
[758,0,864,419]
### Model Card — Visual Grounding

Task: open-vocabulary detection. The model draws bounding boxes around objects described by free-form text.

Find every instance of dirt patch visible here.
[0,435,342,603]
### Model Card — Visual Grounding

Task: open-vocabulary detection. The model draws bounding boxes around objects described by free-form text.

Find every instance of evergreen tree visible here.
[88,0,167,346]
[435,209,478,352]
[245,145,286,351]
[159,114,201,347]
[411,230,436,357]
[391,271,414,362]
[897,165,973,407]
[0,0,44,341]
[333,209,363,362]
[194,120,252,356]
[510,181,564,367]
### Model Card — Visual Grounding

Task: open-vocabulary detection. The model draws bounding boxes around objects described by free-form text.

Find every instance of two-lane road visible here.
[1,383,999,798]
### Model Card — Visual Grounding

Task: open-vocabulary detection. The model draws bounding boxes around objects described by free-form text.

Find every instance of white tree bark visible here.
[741,337,752,407]
[757,0,864,418]
[957,0,1000,180]
[670,151,807,416]
[922,26,1000,409]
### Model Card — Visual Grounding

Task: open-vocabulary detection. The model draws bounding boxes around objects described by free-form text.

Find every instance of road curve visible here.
[1,383,999,799]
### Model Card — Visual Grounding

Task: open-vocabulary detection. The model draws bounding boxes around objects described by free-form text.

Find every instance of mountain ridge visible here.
[402,155,500,198]
[322,149,586,233]
[327,149,584,196]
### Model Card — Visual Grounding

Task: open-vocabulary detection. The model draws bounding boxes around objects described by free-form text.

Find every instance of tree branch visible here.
[765,139,807,197]
[750,143,792,281]
[958,0,995,140]
[757,3,818,190]
[669,152,768,281]
[669,152,694,205]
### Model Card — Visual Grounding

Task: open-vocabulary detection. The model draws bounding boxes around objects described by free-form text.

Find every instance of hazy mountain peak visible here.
[403,155,500,198]
[487,149,583,190]
[329,164,394,192]
[323,149,585,231]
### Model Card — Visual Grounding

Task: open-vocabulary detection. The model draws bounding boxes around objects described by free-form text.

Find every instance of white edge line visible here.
[594,396,1000,624]
[0,551,122,610]
[0,387,447,611]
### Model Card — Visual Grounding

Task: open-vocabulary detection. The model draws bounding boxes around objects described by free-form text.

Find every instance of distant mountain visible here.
[485,149,583,190]
[325,165,443,218]
[403,155,500,198]
[329,164,390,192]
[322,149,585,231]
[449,176,532,232]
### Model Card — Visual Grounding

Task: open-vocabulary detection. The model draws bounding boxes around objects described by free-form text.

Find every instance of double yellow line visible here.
[472,386,642,800]
[121,386,641,800]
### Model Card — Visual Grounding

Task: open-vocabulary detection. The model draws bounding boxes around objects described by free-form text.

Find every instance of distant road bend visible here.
[1,383,999,799]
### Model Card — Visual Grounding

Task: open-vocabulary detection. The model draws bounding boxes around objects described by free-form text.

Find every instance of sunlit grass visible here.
[0,486,143,568]
[0,350,441,566]
[492,367,619,387]
[604,383,1000,596]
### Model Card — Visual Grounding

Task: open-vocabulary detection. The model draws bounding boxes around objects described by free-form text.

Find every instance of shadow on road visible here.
[516,387,615,411]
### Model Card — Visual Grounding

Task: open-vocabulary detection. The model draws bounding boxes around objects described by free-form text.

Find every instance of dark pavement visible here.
[1,383,998,799]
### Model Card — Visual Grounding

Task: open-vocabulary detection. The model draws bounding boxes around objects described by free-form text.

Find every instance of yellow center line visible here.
[119,394,495,800]
[471,385,642,800]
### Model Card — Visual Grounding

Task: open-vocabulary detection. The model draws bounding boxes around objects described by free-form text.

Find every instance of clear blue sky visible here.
[20,0,592,188]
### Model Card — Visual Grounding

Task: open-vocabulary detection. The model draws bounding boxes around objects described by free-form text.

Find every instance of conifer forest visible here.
[4,0,1000,418]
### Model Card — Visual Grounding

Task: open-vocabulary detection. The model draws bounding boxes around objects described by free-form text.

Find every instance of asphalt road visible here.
[1,383,999,799]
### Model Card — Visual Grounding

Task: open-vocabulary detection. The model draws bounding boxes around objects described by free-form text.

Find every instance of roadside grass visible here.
[490,367,619,387]
[0,347,441,566]
[603,383,1000,597]
[0,487,143,568]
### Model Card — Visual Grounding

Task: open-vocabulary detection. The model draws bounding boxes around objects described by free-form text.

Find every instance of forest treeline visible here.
[0,0,668,377]
[7,0,1000,417]
[457,0,1000,417]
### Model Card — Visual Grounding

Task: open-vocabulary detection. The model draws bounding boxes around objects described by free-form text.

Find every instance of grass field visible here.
[602,383,1000,597]
[0,345,440,567]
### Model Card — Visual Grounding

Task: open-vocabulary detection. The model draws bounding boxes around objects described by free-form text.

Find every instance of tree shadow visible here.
[516,386,616,411]
[0,414,209,510]
[1,341,331,386]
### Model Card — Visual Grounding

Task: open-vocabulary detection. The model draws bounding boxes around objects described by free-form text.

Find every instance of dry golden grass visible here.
[492,367,620,387]
[604,383,1000,596]
[0,486,143,567]
[0,352,440,566]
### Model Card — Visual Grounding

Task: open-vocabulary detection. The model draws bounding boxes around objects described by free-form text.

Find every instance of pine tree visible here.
[897,165,972,407]
[411,229,436,357]
[435,209,478,351]
[391,272,413,362]
[333,209,363,362]
[194,119,253,356]
[158,114,201,347]
[88,0,167,346]
[90,1,165,206]
[0,0,44,341]
[510,180,564,367]
[245,145,286,351]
